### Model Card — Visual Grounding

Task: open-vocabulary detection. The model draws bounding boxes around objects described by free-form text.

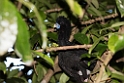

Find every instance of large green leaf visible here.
[108,33,124,53]
[0,0,18,56]
[15,11,33,64]
[116,0,124,17]
[18,0,47,49]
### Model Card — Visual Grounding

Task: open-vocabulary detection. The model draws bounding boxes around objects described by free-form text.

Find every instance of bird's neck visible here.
[58,40,70,46]
[58,31,71,46]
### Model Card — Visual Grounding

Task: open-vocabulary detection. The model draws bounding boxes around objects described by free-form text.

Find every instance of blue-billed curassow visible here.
[54,16,96,83]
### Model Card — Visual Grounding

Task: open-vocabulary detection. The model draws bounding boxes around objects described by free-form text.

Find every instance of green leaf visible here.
[6,77,27,83]
[38,0,52,8]
[48,32,57,42]
[91,0,99,9]
[59,73,69,83]
[111,22,124,28]
[74,33,89,44]
[33,51,54,66]
[88,6,102,17]
[39,11,46,21]
[81,53,91,58]
[91,35,99,43]
[116,0,124,17]
[66,0,85,18]
[30,33,41,48]
[0,62,6,73]
[108,33,124,53]
[32,73,37,83]
[111,73,124,81]
[86,0,102,17]
[15,11,33,64]
[7,69,19,78]
[100,22,124,32]
[89,36,104,54]
[59,11,68,18]
[49,12,58,21]
[0,0,18,56]
[18,0,47,49]
[110,80,120,83]
[94,43,108,56]
[81,25,93,34]
[36,64,46,81]
[49,76,56,83]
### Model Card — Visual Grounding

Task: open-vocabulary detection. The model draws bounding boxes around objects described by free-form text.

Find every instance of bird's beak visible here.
[53,23,57,32]
[54,23,57,28]
[53,23,60,32]
[54,23,60,29]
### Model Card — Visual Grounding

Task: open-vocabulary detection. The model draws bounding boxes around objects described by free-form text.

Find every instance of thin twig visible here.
[69,27,79,42]
[17,71,23,77]
[81,13,118,25]
[116,57,124,63]
[47,28,55,32]
[108,65,123,74]
[34,63,38,76]
[44,8,62,14]
[45,9,118,27]
[17,2,22,11]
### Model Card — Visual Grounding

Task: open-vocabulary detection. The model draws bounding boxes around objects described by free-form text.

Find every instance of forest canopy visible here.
[0,0,124,83]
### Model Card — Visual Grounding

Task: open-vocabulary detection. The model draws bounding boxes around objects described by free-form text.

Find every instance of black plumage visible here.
[54,16,95,83]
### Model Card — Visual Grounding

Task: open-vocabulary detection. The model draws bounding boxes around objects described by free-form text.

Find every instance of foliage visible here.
[0,0,124,83]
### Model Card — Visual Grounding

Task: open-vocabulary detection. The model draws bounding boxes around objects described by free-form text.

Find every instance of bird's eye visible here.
[54,23,60,29]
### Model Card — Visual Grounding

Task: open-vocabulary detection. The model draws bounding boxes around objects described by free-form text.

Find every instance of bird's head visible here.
[54,16,72,40]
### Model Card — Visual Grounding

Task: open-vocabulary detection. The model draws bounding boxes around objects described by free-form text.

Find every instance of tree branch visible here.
[81,13,118,25]
[17,2,22,11]
[116,57,124,63]
[36,44,92,52]
[41,56,61,83]
[44,8,62,14]
[45,8,118,25]
[89,51,114,83]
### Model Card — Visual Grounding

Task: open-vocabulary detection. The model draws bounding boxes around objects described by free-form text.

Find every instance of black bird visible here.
[54,16,95,83]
